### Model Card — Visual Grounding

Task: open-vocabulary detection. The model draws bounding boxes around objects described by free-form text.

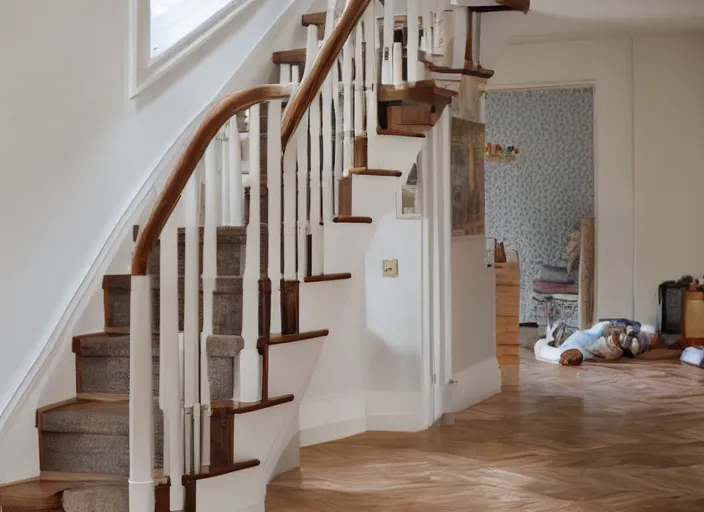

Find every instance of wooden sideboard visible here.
[495,262,520,387]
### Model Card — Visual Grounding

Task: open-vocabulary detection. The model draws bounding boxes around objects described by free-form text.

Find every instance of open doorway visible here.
[484,86,596,352]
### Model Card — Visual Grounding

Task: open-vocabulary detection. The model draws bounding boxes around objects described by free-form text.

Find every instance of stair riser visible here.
[105,281,244,336]
[41,432,163,476]
[147,238,246,277]
[77,355,234,400]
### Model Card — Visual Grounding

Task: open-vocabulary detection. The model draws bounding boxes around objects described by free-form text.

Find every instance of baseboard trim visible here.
[365,392,428,432]
[450,357,501,413]
[299,391,432,447]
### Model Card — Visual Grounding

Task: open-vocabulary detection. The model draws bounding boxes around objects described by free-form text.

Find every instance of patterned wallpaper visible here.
[485,88,594,323]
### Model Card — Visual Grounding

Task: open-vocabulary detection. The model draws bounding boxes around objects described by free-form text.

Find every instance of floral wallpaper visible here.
[485,88,594,323]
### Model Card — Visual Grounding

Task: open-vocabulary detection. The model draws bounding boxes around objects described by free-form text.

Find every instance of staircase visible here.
[0,1,528,511]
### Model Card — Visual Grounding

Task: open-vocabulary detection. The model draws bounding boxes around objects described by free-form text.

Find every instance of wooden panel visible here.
[495,288,519,317]
[337,176,353,217]
[496,346,520,360]
[272,48,307,65]
[210,409,235,469]
[683,291,704,340]
[500,364,519,387]
[354,135,368,168]
[155,482,170,512]
[495,262,519,286]
[578,217,595,329]
[498,354,520,366]
[281,280,300,335]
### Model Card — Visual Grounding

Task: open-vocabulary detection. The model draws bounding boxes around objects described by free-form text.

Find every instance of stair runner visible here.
[36,226,264,511]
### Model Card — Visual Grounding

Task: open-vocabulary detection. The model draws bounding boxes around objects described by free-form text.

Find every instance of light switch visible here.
[383,259,398,278]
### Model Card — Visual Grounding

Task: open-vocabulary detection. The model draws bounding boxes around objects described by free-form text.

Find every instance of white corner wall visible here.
[0,0,317,483]
[633,34,704,324]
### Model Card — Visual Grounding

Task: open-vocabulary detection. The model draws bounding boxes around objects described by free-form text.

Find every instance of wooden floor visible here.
[267,349,704,511]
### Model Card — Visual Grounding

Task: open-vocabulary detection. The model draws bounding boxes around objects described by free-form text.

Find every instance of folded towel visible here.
[537,265,575,284]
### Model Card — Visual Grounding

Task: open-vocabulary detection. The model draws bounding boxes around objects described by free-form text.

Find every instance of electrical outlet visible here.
[383,259,398,278]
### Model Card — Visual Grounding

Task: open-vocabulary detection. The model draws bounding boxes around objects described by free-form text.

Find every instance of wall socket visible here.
[383,259,398,278]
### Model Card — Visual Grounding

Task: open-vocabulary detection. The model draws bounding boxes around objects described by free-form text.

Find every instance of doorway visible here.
[484,86,596,350]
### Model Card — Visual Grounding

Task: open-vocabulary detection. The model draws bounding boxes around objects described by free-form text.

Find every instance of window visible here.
[129,0,250,97]
[150,0,238,57]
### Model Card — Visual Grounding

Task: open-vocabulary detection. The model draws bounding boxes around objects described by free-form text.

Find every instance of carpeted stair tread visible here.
[145,224,268,277]
[103,275,245,336]
[40,402,163,476]
[75,334,242,398]
[75,333,243,358]
[41,402,159,436]
[62,485,128,512]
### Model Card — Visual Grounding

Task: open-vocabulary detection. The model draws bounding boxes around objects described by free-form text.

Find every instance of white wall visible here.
[633,34,704,324]
[487,23,704,324]
[0,0,316,483]
[300,142,428,444]
[452,237,496,372]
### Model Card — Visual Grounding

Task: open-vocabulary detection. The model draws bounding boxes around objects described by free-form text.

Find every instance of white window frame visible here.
[128,0,253,98]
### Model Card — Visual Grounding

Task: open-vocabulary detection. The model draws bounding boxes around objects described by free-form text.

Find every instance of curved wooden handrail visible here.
[131,84,293,276]
[133,0,372,275]
[281,0,372,147]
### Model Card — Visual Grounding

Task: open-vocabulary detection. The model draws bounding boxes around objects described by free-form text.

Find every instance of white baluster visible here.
[423,4,434,54]
[407,0,421,82]
[158,212,184,510]
[342,33,354,175]
[473,12,482,69]
[220,126,230,226]
[393,42,404,85]
[440,8,453,67]
[451,7,467,69]
[268,85,284,334]
[310,86,323,276]
[228,120,244,226]
[129,274,155,512]
[333,59,343,214]
[183,165,201,473]
[296,106,310,282]
[321,56,334,226]
[381,0,396,84]
[283,69,298,282]
[201,140,219,468]
[363,2,378,139]
[240,105,262,403]
[354,23,364,137]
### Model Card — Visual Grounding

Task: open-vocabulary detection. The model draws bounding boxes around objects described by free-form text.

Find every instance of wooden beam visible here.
[465,9,474,68]
[498,0,530,13]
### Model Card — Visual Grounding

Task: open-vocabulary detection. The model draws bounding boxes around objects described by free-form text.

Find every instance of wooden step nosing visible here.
[304,273,353,283]
[349,168,403,177]
[181,460,260,483]
[270,330,330,345]
[333,216,373,224]
[230,394,295,414]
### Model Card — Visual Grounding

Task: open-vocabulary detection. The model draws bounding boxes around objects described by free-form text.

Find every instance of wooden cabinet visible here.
[495,262,519,386]
[679,290,704,347]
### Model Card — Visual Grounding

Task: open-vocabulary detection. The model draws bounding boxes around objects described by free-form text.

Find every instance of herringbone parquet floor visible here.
[267,348,704,511]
